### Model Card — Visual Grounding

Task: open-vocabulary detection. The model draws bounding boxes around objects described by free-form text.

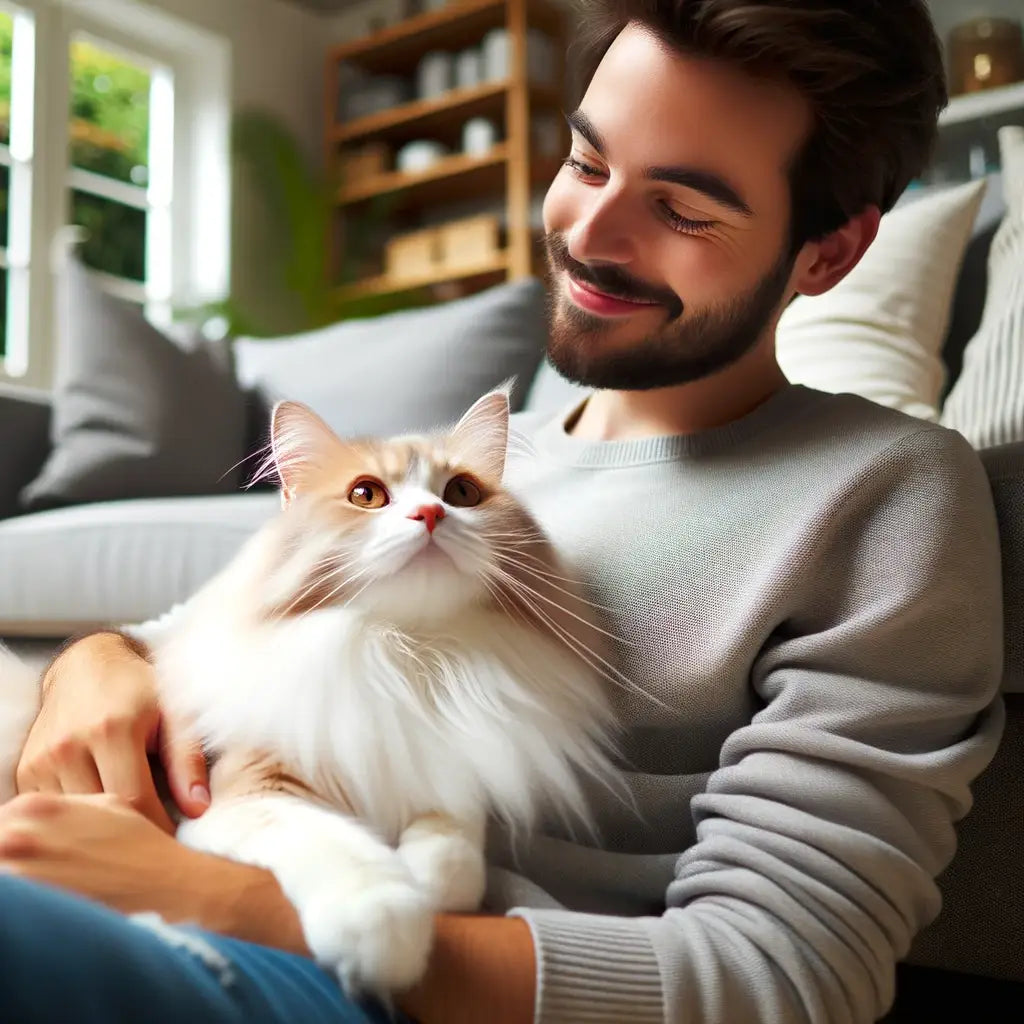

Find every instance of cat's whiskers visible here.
[480,575,525,625]
[245,442,281,490]
[480,529,547,545]
[488,541,613,589]
[488,555,633,640]
[280,554,363,618]
[486,565,666,711]
[491,552,620,616]
[220,441,275,488]
[302,561,378,618]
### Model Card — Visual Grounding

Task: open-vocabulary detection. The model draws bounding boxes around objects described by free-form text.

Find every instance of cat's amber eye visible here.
[348,479,390,510]
[443,475,483,508]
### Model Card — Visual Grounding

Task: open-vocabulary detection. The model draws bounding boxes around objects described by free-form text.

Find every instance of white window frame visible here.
[64,27,175,312]
[0,0,231,389]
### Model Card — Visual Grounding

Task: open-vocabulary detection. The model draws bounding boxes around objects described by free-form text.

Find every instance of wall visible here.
[130,0,328,332]
[141,0,325,164]
[927,1,1024,55]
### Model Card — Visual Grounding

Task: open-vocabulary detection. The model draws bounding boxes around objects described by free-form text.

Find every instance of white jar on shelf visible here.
[462,117,499,155]
[396,139,449,173]
[455,48,482,89]
[482,28,509,81]
[416,51,453,99]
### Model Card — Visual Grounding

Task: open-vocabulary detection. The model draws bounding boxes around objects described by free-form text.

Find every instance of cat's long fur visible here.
[0,388,623,996]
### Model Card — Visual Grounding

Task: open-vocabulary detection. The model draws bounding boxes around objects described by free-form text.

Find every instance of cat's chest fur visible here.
[152,601,613,844]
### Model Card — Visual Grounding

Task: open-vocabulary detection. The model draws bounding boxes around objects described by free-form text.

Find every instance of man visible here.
[0,2,1005,1022]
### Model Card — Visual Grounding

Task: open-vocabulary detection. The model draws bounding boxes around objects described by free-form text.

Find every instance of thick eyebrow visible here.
[565,109,753,218]
[566,109,606,155]
[644,165,753,217]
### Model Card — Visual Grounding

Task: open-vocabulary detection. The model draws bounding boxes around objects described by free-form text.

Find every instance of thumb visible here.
[160,716,211,818]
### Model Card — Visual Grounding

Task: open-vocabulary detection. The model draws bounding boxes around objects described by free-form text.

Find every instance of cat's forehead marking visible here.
[363,438,453,485]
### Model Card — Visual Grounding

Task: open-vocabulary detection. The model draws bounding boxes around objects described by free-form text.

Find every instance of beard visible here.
[543,232,795,391]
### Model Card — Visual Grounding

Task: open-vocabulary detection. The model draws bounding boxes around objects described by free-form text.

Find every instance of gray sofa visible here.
[1,210,1022,1013]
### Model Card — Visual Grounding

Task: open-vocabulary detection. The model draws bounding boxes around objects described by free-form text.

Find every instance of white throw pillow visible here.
[941,126,1024,449]
[777,177,988,421]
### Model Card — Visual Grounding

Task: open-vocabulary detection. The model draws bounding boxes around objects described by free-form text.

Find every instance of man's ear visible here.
[790,205,881,298]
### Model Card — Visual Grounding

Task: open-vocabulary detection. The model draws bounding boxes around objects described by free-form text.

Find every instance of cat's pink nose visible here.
[408,504,445,534]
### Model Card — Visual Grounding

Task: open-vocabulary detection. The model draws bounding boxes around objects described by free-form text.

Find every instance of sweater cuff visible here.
[509,907,665,1024]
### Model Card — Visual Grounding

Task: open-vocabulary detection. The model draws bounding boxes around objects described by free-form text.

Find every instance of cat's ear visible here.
[270,401,345,507]
[449,382,512,483]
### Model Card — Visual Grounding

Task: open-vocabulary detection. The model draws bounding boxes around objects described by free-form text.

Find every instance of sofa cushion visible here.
[234,278,548,443]
[20,255,249,511]
[939,172,1007,394]
[941,126,1024,448]
[0,384,51,521]
[0,493,277,636]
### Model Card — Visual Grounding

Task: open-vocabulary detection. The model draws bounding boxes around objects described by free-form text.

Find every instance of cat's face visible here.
[262,389,544,626]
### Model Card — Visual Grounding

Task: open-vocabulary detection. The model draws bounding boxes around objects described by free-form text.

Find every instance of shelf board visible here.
[336,253,510,300]
[333,80,562,146]
[339,143,510,207]
[940,81,1024,127]
[338,145,563,210]
[328,0,563,75]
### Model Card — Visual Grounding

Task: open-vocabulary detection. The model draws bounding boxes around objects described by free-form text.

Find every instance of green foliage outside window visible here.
[0,18,150,286]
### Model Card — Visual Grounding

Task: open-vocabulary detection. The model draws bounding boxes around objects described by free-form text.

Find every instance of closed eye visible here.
[660,203,715,235]
[563,155,605,180]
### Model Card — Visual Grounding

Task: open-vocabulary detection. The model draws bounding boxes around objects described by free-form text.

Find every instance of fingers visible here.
[92,729,176,835]
[16,745,103,797]
[51,747,104,795]
[160,717,210,820]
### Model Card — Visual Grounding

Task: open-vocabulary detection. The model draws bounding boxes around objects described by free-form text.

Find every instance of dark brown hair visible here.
[568,0,948,247]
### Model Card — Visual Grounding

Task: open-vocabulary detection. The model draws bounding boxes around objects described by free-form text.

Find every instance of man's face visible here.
[542,23,814,390]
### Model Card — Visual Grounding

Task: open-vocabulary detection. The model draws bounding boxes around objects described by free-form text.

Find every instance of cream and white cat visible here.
[0,387,622,997]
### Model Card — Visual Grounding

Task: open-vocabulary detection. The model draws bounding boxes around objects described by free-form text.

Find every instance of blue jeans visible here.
[0,875,413,1023]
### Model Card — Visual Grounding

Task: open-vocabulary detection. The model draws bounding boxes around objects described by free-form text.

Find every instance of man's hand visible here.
[15,631,209,832]
[0,792,309,954]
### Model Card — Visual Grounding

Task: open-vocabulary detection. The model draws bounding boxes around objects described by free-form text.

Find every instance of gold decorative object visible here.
[949,17,1024,96]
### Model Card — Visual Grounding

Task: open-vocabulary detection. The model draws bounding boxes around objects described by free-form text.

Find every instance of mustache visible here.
[544,233,684,320]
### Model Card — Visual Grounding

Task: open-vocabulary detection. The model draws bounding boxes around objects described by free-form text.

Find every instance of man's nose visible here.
[567,189,637,266]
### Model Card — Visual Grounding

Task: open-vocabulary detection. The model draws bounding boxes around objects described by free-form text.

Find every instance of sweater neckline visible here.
[531,383,822,468]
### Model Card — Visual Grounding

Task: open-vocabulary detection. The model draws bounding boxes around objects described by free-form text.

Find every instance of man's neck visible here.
[567,343,789,443]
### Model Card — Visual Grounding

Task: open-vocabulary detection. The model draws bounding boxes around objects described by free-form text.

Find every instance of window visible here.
[0,0,230,387]
[67,34,173,313]
[0,6,31,372]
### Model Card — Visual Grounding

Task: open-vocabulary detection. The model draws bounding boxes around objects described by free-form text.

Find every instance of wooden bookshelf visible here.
[326,0,567,302]
[328,0,563,75]
[335,252,510,300]
[340,144,511,206]
[333,80,562,147]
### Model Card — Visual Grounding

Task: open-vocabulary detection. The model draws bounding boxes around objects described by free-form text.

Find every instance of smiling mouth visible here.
[566,273,663,316]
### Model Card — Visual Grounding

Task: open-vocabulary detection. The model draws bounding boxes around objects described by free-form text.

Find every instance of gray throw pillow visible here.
[21,256,248,510]
[233,278,549,440]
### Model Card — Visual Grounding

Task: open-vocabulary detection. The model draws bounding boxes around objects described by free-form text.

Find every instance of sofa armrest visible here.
[0,383,52,520]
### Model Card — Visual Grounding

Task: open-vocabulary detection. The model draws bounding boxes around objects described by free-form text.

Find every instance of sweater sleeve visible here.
[510,426,1006,1024]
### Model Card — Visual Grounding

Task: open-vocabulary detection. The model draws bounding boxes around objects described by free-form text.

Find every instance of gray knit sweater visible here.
[485,383,1005,1024]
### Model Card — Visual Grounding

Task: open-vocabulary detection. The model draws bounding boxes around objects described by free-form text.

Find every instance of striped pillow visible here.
[941,126,1024,448]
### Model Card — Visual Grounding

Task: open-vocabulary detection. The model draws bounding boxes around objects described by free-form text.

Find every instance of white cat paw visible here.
[301,880,434,997]
[399,827,486,913]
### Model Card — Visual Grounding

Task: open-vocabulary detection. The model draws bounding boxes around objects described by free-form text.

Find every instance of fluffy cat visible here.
[0,387,623,997]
